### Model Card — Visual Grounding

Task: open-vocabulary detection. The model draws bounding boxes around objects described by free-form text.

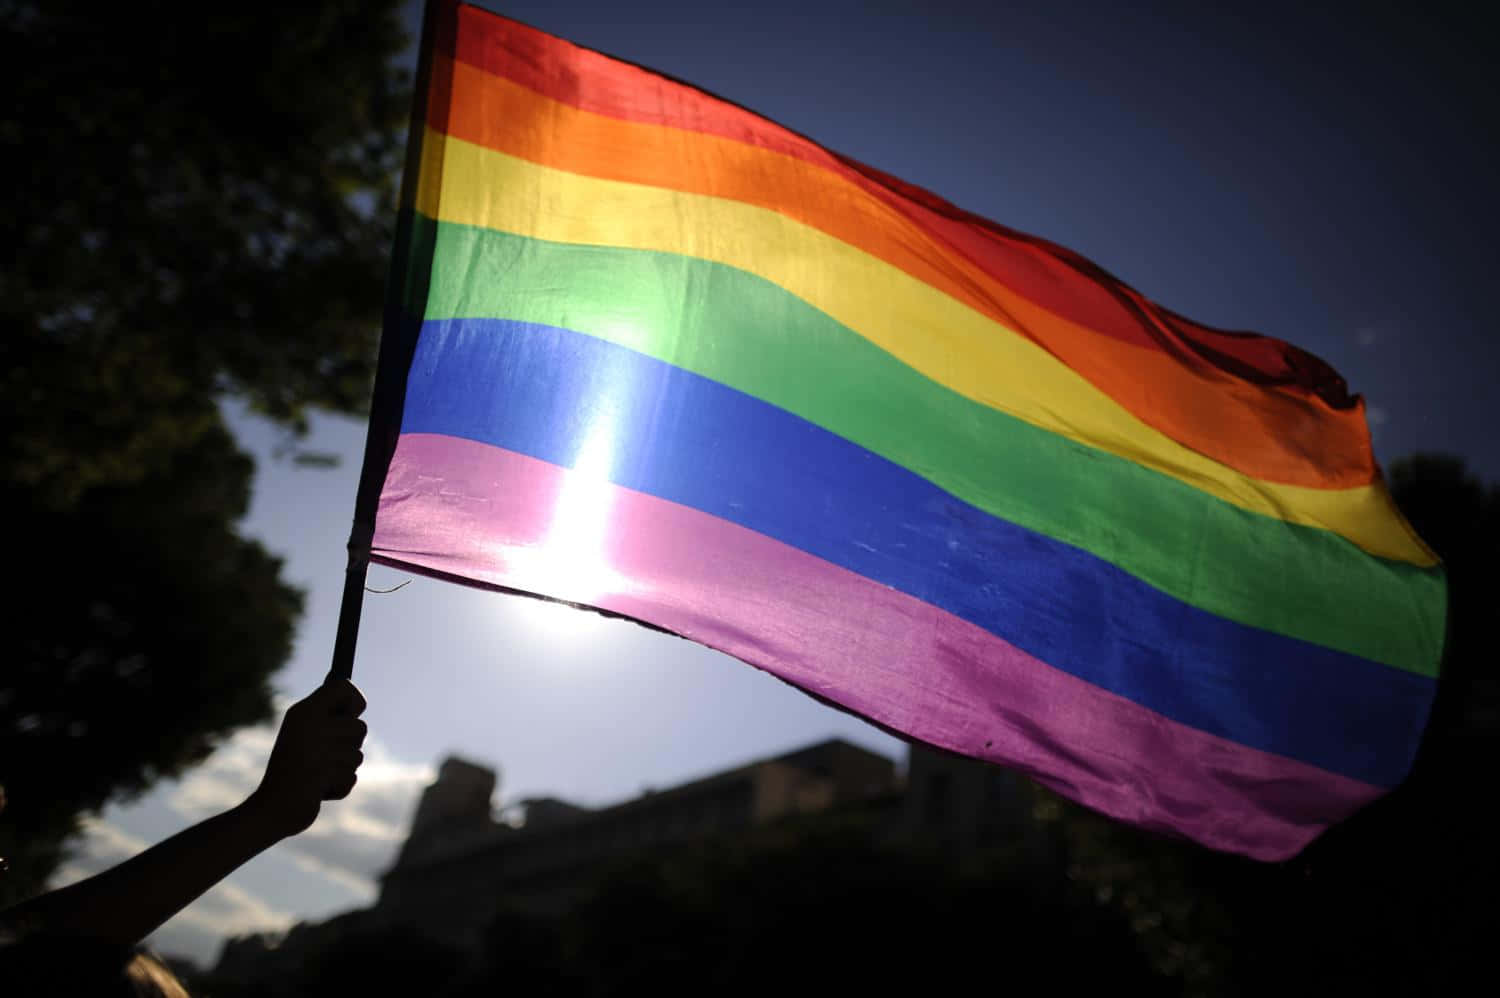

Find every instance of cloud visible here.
[77,815,150,861]
[77,815,151,858]
[51,817,282,930]
[171,878,295,939]
[161,710,432,900]
[52,815,294,934]
[56,709,434,966]
[151,877,297,967]
[48,815,294,965]
[165,717,278,820]
[281,741,432,898]
[49,816,152,888]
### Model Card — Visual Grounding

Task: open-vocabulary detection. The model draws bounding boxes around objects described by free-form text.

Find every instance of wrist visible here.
[236,788,302,846]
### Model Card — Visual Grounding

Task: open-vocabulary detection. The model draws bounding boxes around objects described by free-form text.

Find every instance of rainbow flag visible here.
[361,1,1444,859]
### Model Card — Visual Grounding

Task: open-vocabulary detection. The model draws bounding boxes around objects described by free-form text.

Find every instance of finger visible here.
[321,678,367,718]
[331,748,365,780]
[306,678,367,717]
[336,718,369,748]
[322,716,367,745]
[324,771,359,801]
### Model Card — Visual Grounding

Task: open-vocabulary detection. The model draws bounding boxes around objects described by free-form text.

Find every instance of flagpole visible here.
[328,534,371,682]
[328,0,448,682]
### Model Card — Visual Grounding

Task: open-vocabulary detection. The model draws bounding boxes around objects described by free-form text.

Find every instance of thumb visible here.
[313,676,368,718]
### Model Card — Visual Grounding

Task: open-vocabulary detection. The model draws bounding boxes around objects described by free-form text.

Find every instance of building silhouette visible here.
[215,738,1033,977]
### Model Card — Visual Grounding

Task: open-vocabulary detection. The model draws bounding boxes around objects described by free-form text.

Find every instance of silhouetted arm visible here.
[0,679,367,947]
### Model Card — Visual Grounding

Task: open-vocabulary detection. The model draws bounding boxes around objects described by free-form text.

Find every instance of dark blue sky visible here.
[458,0,1497,478]
[94,2,1496,962]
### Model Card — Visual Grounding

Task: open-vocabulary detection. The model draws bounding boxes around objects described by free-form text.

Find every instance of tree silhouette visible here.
[1388,454,1499,754]
[297,927,468,998]
[0,1,409,904]
[466,825,1161,996]
[2,1,407,503]
[0,424,302,904]
[1022,454,1499,996]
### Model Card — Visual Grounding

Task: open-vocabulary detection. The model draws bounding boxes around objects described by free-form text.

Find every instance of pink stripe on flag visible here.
[373,432,1380,859]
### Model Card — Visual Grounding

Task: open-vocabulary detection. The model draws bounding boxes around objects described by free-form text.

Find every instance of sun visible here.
[506,411,631,613]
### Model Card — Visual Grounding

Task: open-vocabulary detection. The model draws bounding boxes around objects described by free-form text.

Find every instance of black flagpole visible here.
[329,0,447,681]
